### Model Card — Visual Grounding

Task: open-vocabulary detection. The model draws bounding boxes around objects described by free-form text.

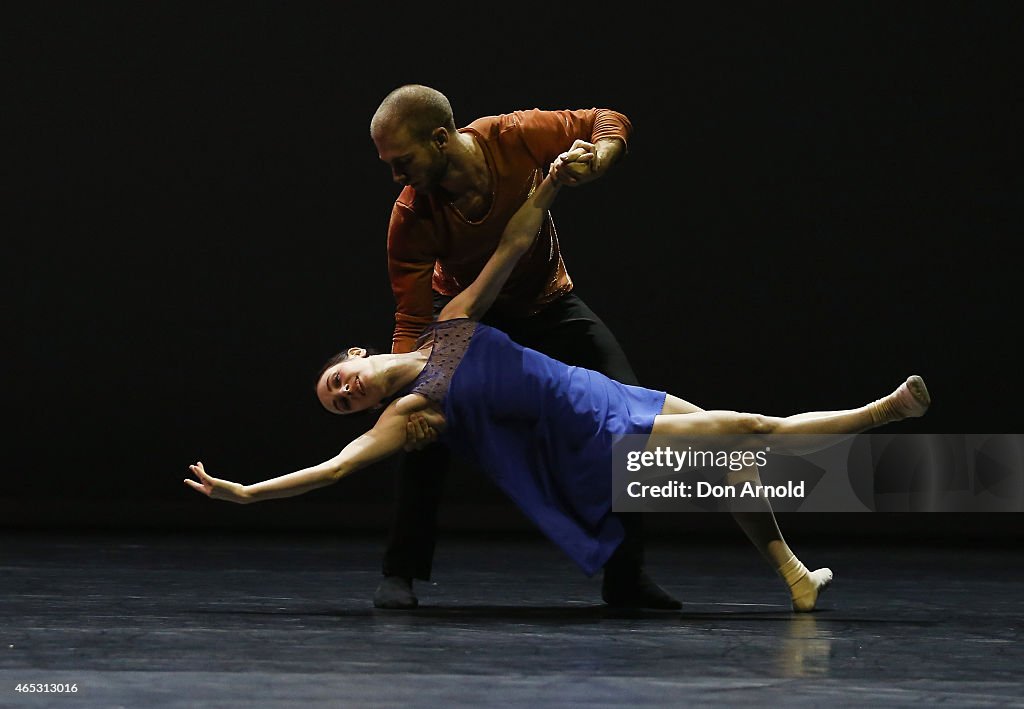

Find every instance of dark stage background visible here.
[5,2,1021,541]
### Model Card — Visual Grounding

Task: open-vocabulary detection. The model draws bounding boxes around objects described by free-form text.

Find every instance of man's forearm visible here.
[392,309,434,353]
[593,137,626,176]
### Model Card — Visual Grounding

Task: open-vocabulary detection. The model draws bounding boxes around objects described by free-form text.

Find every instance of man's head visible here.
[371,84,457,192]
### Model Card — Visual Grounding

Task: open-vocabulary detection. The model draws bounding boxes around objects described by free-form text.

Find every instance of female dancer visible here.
[185,149,930,612]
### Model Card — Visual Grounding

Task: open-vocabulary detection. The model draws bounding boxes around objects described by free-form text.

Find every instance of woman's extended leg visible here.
[652,376,930,611]
[652,375,930,442]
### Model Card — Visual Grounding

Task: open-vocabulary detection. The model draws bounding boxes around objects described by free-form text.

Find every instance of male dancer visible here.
[370,84,679,610]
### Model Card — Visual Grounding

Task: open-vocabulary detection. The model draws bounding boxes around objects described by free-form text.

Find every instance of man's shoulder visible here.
[464,111,535,141]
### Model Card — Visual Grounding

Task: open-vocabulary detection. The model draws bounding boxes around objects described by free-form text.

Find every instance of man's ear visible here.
[433,127,448,149]
[347,347,367,359]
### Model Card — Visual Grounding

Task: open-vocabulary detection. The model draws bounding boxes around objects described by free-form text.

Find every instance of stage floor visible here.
[2,531,1022,707]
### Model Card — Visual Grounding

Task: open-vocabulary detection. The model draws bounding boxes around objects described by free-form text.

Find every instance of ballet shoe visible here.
[373,575,418,609]
[893,375,931,418]
[790,567,833,613]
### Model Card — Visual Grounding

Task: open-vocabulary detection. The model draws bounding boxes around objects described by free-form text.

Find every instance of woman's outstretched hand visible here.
[184,461,251,504]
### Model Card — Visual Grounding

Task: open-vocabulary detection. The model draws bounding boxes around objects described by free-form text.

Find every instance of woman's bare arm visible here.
[438,148,590,322]
[185,398,412,504]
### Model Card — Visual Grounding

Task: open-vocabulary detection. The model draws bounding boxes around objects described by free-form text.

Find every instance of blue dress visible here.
[407,319,667,576]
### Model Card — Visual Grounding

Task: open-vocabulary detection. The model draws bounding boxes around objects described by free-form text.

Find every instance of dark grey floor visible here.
[2,531,1022,708]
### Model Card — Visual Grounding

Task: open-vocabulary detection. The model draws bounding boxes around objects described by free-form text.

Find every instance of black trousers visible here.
[382,292,647,581]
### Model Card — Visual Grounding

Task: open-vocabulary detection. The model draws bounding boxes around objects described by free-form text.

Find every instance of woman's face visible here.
[316,349,384,415]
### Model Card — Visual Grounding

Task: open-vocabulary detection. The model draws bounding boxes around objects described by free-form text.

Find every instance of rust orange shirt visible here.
[386,108,633,353]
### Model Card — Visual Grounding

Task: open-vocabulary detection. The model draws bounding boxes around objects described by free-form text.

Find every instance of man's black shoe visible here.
[602,571,681,610]
[373,575,418,609]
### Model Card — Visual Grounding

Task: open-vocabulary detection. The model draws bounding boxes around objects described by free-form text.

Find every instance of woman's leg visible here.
[652,376,930,443]
[651,376,930,611]
[659,394,828,610]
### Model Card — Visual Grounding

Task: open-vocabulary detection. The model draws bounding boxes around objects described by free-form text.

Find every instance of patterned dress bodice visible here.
[406,319,479,408]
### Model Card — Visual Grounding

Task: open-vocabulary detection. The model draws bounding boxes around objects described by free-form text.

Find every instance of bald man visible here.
[369,84,680,610]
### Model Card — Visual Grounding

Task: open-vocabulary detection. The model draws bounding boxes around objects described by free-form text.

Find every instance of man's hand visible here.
[550,141,595,186]
[550,137,624,187]
[404,409,446,451]
[184,461,251,504]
